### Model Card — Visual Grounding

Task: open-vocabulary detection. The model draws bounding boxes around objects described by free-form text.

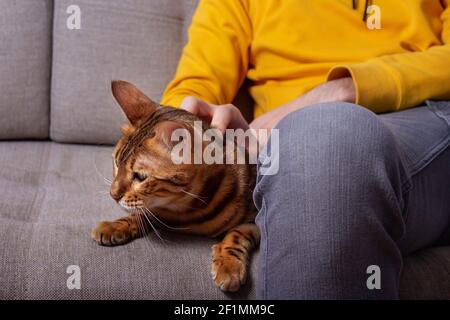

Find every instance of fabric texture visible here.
[254,101,450,299]
[1,137,449,299]
[1,0,450,300]
[0,0,52,139]
[161,0,450,116]
[400,247,450,299]
[0,141,257,299]
[50,0,199,145]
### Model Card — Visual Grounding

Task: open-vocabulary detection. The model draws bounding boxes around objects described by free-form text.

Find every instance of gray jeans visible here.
[254,101,450,299]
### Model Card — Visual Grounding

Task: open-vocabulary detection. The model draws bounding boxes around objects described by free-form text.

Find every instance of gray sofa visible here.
[0,0,449,300]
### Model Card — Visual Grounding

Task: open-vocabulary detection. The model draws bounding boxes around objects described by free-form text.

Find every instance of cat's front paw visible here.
[211,244,247,292]
[91,220,135,246]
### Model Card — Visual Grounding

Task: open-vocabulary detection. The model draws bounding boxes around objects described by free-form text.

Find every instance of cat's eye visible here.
[133,172,148,182]
[165,175,187,186]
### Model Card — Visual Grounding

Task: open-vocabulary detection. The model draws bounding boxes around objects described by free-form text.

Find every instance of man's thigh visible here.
[378,101,450,254]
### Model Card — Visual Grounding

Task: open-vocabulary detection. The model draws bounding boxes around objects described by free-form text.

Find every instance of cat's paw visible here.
[211,244,247,292]
[91,220,134,246]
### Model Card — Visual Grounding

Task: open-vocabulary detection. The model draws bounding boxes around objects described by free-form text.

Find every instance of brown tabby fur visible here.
[91,81,259,292]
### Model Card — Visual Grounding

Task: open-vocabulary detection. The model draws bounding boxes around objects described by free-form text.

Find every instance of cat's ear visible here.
[111,80,159,125]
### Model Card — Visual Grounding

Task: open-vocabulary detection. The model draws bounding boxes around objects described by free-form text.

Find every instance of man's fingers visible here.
[180,96,200,113]
[210,107,233,134]
[181,98,249,133]
[180,96,214,119]
[228,109,250,132]
[211,105,250,135]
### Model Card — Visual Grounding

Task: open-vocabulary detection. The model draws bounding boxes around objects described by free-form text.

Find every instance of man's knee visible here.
[254,102,406,299]
[259,102,402,183]
[254,101,407,236]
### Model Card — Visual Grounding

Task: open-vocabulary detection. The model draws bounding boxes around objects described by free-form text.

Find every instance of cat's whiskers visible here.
[92,158,112,185]
[135,209,155,249]
[138,208,167,243]
[135,211,154,249]
[135,211,145,236]
[132,212,144,232]
[95,190,110,196]
[143,207,190,231]
[180,189,208,205]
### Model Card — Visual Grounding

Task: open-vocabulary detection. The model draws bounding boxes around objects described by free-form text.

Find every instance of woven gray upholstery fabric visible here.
[0,0,52,139]
[0,142,257,299]
[0,141,449,299]
[50,0,199,145]
[1,0,450,301]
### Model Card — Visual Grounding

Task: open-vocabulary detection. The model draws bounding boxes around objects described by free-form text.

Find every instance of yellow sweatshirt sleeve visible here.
[328,2,450,113]
[161,0,251,108]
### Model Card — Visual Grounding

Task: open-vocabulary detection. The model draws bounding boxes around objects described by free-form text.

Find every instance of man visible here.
[161,0,450,299]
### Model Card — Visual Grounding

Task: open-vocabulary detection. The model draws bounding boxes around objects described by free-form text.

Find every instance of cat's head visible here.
[109,80,218,214]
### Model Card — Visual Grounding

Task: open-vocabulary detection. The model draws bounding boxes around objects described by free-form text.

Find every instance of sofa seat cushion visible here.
[0,141,256,299]
[0,141,449,299]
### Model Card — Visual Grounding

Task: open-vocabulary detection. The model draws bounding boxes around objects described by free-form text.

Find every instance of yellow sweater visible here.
[161,0,450,116]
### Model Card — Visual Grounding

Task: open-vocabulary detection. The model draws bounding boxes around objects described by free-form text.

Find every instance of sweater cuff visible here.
[327,60,402,113]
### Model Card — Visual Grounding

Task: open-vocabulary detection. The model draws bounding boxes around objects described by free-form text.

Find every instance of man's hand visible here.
[180,97,250,133]
[180,77,355,138]
[250,77,356,130]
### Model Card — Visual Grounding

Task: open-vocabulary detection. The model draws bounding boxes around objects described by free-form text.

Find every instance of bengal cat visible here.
[91,81,259,292]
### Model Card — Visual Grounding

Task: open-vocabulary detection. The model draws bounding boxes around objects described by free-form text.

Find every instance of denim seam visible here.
[409,133,450,178]
[382,179,409,245]
[427,100,450,127]
[402,188,412,229]
[398,134,450,225]
[410,101,450,176]
[399,104,450,225]
[400,179,413,225]
[261,197,269,300]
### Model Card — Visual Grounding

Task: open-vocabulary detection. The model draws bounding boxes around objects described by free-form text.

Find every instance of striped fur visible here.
[91,81,259,292]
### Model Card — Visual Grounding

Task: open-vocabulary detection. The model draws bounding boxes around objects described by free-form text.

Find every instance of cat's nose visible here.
[110,189,123,202]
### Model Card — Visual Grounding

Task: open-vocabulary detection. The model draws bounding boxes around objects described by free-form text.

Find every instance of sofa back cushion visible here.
[50,0,199,145]
[0,0,52,140]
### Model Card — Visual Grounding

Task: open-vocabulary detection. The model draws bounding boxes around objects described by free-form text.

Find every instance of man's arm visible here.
[161,0,251,108]
[250,78,355,131]
[328,1,450,112]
